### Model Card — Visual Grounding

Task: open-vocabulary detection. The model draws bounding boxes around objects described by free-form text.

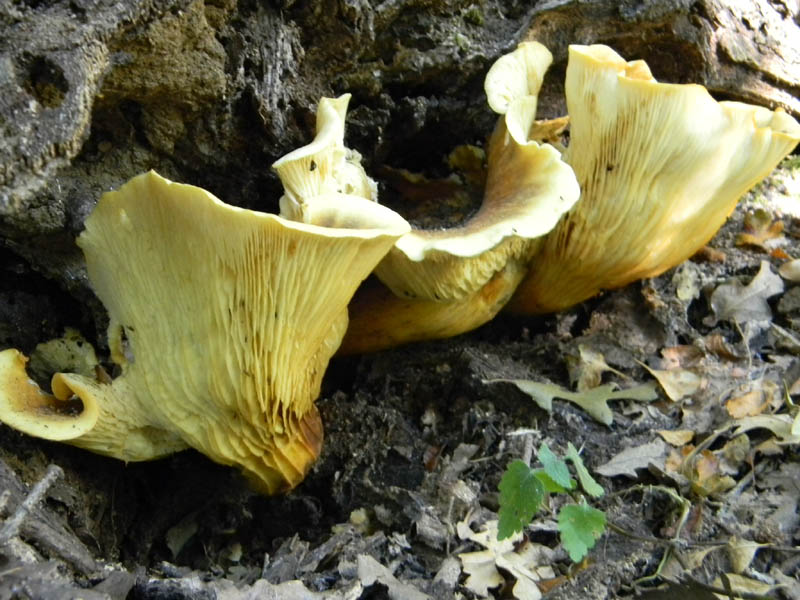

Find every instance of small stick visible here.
[0,464,63,545]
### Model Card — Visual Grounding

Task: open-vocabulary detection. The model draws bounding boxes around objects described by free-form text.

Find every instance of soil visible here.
[1,160,800,599]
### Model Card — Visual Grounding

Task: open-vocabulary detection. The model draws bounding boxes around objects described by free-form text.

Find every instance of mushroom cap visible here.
[484,41,553,115]
[0,348,188,460]
[272,94,377,221]
[372,42,579,303]
[0,171,409,493]
[509,44,800,313]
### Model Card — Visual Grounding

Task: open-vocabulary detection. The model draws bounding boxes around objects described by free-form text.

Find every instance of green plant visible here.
[497,442,606,562]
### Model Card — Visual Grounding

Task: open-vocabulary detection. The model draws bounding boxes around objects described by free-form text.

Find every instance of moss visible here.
[463,5,485,26]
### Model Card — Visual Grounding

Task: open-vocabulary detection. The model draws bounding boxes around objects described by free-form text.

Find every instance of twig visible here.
[521,434,534,467]
[0,464,63,545]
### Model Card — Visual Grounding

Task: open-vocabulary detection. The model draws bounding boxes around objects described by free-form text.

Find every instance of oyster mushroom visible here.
[341,42,580,353]
[0,171,409,493]
[508,44,800,313]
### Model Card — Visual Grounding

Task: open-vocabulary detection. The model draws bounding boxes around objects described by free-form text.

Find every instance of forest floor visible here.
[1,156,800,599]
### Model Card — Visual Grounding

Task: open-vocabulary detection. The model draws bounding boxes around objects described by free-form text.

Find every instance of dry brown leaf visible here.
[727,536,764,574]
[660,545,715,580]
[755,438,784,455]
[666,446,693,473]
[660,345,705,369]
[639,361,702,401]
[566,344,627,392]
[703,334,744,361]
[692,450,736,497]
[735,209,784,250]
[726,390,767,418]
[692,245,726,263]
[695,450,720,482]
[594,439,667,478]
[711,573,774,599]
[657,429,695,446]
[720,435,750,473]
[706,261,784,328]
[770,247,790,260]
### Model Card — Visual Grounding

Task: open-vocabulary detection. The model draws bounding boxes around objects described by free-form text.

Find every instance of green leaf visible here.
[538,443,573,489]
[533,469,569,494]
[498,459,545,540]
[558,502,607,562]
[565,443,604,498]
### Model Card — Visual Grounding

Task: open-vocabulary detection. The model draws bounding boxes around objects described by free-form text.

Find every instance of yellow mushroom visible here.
[341,42,580,353]
[272,94,376,221]
[507,44,800,313]
[0,170,409,494]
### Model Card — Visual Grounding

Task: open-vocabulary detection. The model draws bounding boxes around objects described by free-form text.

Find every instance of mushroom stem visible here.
[339,260,527,355]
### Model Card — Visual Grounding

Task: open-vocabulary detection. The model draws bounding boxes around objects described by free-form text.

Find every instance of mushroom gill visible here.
[0,171,409,494]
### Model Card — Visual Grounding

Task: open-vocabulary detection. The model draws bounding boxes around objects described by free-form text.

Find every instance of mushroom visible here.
[507,44,800,313]
[0,170,409,493]
[341,42,580,353]
[272,94,377,221]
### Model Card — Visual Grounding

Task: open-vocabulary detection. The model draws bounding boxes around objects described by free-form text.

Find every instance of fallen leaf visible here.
[692,246,727,263]
[357,555,432,600]
[566,345,627,392]
[666,446,693,473]
[719,435,750,473]
[457,519,554,600]
[726,390,767,418]
[672,262,702,302]
[727,536,764,574]
[657,430,695,446]
[660,345,705,369]
[711,573,774,599]
[595,439,667,478]
[735,209,783,250]
[734,414,800,444]
[638,362,702,401]
[706,261,784,327]
[703,334,743,361]
[770,247,790,260]
[692,450,736,497]
[483,379,657,425]
[661,545,715,579]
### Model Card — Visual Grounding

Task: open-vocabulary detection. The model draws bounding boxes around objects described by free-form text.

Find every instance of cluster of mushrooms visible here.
[0,43,798,494]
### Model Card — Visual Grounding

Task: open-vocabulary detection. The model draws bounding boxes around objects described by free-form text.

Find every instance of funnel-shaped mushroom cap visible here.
[0,171,409,493]
[484,41,553,115]
[509,44,800,314]
[273,94,377,221]
[0,349,188,460]
[373,43,579,304]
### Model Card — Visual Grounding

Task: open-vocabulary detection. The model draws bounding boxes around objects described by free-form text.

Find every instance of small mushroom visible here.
[508,44,800,313]
[0,171,409,493]
[272,94,376,221]
[342,42,580,352]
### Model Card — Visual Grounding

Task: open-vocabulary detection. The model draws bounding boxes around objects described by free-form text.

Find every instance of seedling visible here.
[497,441,606,562]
